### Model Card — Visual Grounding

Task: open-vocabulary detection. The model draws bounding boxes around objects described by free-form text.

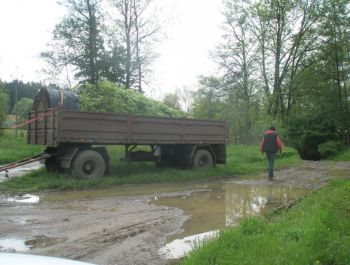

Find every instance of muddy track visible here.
[0,160,349,265]
[0,195,188,265]
[234,160,350,190]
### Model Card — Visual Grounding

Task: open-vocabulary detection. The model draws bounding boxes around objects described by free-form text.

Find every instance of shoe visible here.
[268,176,274,181]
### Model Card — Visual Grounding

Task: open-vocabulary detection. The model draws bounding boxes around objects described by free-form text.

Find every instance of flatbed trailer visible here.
[27,108,228,179]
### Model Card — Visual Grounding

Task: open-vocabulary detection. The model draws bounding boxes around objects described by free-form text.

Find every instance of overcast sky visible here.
[0,0,224,99]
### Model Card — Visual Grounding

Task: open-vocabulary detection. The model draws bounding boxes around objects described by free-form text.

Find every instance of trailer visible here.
[6,88,228,179]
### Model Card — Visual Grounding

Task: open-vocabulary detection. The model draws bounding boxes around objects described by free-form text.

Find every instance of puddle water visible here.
[1,179,308,259]
[0,238,29,252]
[0,162,43,182]
[154,182,308,259]
[43,183,209,202]
[159,230,219,259]
[4,194,40,204]
[0,235,65,252]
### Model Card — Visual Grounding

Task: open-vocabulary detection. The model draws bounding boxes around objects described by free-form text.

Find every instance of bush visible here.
[75,80,183,117]
[318,141,343,158]
[285,112,338,160]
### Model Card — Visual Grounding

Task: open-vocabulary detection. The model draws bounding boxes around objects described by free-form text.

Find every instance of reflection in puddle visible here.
[159,230,218,259]
[155,183,308,259]
[0,238,29,252]
[6,194,40,203]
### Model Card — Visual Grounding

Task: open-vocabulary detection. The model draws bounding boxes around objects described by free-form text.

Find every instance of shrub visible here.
[318,141,343,158]
[74,81,183,118]
[285,112,338,160]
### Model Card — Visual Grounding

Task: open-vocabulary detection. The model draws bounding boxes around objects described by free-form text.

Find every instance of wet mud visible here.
[0,162,42,182]
[0,160,349,265]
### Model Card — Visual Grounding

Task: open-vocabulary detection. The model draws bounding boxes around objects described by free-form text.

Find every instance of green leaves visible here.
[11,98,34,122]
[75,80,183,117]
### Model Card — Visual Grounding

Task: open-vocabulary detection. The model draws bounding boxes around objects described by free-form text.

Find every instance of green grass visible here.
[227,145,299,175]
[0,129,43,164]
[0,144,301,193]
[329,148,350,161]
[181,178,350,265]
[107,145,300,178]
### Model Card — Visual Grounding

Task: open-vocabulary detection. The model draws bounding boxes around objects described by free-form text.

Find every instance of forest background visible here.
[0,0,349,160]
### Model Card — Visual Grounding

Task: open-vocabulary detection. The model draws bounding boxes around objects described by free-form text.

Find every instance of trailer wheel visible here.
[192,149,213,169]
[71,150,106,179]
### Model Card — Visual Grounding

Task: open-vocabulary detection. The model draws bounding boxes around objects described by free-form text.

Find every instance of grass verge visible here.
[0,129,43,164]
[329,148,350,161]
[0,144,300,193]
[181,178,350,265]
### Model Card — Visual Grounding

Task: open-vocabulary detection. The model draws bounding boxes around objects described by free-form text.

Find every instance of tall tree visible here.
[42,0,105,85]
[111,0,160,92]
[191,77,226,120]
[216,0,259,143]
[318,0,350,144]
[251,0,320,120]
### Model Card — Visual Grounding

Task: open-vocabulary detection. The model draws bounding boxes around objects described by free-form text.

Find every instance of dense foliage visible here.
[75,80,183,117]
[190,0,349,159]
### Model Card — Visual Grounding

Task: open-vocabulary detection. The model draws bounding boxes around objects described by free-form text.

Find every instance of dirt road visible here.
[0,160,349,265]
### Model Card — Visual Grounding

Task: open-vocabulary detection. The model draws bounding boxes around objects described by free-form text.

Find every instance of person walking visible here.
[260,126,283,180]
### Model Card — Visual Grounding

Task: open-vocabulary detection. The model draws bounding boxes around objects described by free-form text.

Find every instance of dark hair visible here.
[269,126,276,131]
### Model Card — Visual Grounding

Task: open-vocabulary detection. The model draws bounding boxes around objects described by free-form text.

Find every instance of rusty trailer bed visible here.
[28,109,228,146]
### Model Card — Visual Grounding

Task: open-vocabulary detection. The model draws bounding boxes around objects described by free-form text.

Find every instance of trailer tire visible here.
[192,149,213,169]
[71,150,106,179]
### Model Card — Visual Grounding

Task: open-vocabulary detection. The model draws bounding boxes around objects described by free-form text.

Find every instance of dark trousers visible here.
[266,152,276,178]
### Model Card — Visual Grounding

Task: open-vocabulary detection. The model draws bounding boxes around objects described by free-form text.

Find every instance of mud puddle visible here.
[0,161,42,182]
[0,194,40,206]
[0,238,29,252]
[0,235,65,252]
[42,182,210,203]
[154,182,308,259]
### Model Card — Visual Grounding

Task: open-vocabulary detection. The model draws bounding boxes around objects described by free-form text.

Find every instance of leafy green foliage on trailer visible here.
[75,80,183,117]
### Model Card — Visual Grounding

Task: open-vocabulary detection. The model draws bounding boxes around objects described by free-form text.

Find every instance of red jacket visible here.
[260,130,283,153]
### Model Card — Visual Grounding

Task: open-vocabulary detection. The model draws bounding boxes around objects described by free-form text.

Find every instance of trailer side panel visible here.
[59,110,227,145]
[28,109,228,146]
